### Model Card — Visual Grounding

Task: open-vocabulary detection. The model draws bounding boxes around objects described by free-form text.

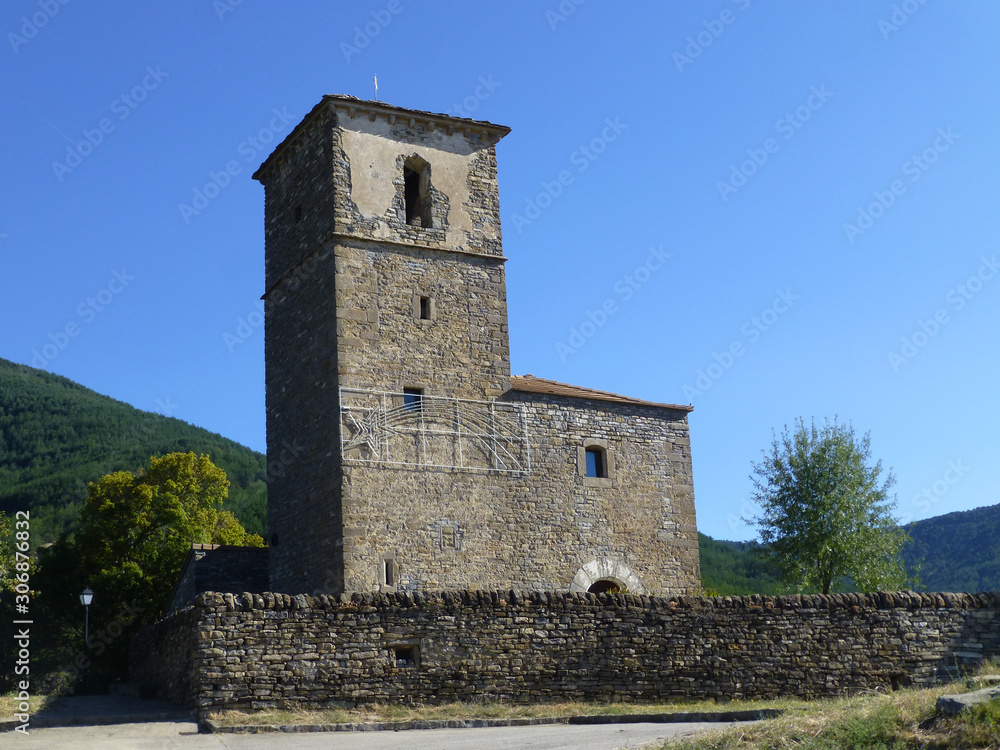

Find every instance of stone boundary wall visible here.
[166,546,270,617]
[131,590,1000,710]
[129,605,198,706]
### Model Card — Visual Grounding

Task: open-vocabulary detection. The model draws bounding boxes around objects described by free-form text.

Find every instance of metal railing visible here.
[339,388,531,474]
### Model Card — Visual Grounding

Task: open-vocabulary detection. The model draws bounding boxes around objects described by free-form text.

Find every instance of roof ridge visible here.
[509,374,692,412]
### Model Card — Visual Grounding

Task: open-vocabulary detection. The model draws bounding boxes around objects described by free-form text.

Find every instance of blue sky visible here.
[2,1,998,542]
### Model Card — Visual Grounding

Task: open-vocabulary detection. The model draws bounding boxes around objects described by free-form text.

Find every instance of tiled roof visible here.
[508,375,693,412]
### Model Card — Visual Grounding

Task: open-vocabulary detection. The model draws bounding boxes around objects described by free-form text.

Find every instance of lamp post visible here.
[79,588,93,694]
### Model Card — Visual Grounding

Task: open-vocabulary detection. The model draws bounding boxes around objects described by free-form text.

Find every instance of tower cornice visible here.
[253,95,511,183]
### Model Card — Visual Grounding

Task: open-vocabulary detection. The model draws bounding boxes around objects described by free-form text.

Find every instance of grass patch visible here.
[1,692,53,718]
[658,692,929,749]
[950,697,1000,746]
[659,674,1000,750]
[209,666,1000,740]
[208,696,808,728]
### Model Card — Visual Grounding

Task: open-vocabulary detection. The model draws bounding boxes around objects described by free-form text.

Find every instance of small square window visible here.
[403,388,423,412]
[392,645,418,668]
[585,447,606,478]
[413,294,436,322]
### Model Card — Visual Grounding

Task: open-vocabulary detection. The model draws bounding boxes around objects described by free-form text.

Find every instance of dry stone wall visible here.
[130,589,1000,711]
[130,605,198,707]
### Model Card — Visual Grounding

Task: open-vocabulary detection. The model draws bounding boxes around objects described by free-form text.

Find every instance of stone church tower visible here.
[254,96,700,597]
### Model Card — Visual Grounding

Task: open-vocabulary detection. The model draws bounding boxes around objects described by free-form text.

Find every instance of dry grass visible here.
[208,696,808,728]
[658,687,950,749]
[658,660,1000,749]
[210,660,1000,736]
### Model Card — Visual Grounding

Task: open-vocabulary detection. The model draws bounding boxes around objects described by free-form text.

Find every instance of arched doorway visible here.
[570,558,646,595]
[587,579,624,594]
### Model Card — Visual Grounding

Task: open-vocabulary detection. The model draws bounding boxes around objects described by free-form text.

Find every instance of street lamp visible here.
[79,588,93,693]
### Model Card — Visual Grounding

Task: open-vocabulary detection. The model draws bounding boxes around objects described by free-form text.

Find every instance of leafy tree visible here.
[748,418,912,594]
[0,512,14,595]
[76,452,264,617]
[32,452,264,690]
[0,514,15,692]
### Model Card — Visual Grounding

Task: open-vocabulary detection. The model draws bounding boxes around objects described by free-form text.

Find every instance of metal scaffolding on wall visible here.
[339,387,531,474]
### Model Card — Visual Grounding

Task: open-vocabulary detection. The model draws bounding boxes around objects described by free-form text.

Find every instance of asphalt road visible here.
[9,719,739,749]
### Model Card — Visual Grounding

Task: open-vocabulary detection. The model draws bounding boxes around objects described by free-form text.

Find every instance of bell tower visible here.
[254,96,513,594]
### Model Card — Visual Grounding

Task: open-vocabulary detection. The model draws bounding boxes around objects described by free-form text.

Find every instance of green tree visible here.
[748,418,912,594]
[0,512,14,595]
[76,451,264,617]
[32,452,264,690]
[0,512,26,693]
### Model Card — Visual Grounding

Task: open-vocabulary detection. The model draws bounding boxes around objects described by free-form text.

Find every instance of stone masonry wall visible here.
[136,589,1000,711]
[166,546,270,616]
[328,102,508,258]
[341,394,698,597]
[333,238,510,401]
[262,232,341,594]
[256,102,343,594]
[129,605,198,706]
[510,392,698,596]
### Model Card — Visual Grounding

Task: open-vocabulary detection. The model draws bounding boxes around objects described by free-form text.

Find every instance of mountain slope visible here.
[699,501,1000,596]
[0,358,267,542]
[698,533,785,595]
[903,503,1000,593]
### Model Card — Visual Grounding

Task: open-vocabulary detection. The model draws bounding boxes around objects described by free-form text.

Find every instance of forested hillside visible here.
[902,503,1000,593]
[0,357,267,542]
[699,499,1000,596]
[698,533,785,595]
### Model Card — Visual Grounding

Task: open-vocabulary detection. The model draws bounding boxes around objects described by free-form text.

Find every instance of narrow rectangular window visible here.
[419,296,431,320]
[585,447,606,478]
[403,158,433,228]
[384,559,395,586]
[403,388,423,412]
[404,167,420,225]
